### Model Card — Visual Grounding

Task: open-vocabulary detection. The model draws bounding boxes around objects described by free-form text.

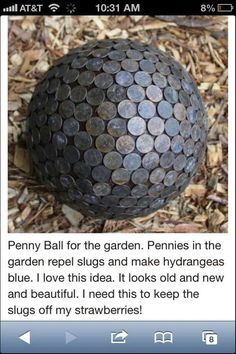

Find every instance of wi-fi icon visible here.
[48,3,60,12]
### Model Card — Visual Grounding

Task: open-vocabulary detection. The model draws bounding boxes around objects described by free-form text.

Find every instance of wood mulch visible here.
[8,15,228,233]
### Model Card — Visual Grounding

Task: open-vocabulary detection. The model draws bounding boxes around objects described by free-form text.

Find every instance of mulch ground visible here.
[8,15,228,233]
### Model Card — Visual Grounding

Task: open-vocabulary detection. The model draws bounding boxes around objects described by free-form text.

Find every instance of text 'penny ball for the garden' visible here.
[26,39,208,219]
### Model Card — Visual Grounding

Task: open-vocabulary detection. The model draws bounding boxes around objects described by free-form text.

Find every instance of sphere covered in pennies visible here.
[26,39,208,219]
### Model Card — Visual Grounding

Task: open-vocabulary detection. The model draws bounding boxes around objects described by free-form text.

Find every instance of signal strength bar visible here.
[3,4,18,12]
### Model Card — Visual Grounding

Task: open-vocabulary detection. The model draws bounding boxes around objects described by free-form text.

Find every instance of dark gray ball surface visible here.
[26,39,208,219]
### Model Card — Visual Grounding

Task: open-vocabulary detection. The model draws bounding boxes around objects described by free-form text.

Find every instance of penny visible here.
[63,145,80,163]
[107,118,127,137]
[101,195,119,206]
[150,168,165,184]
[120,197,138,207]
[116,135,135,154]
[121,59,139,72]
[127,85,145,102]
[190,94,200,109]
[95,134,115,153]
[164,86,178,104]
[52,131,68,150]
[73,161,91,178]
[63,118,80,136]
[152,72,167,88]
[107,84,127,102]
[92,165,111,183]
[168,74,181,90]
[86,117,105,136]
[154,134,170,153]
[118,100,136,119]
[55,157,71,174]
[126,49,143,60]
[193,142,203,159]
[68,188,83,201]
[180,120,191,138]
[119,197,137,207]
[186,106,196,123]
[84,148,103,166]
[55,64,69,78]
[115,71,134,87]
[60,175,75,188]
[44,143,57,160]
[92,47,110,58]
[77,71,95,86]
[131,168,149,184]
[136,196,151,207]
[86,57,103,71]
[94,72,113,89]
[36,112,47,127]
[127,116,146,136]
[71,56,88,69]
[156,62,170,75]
[138,100,156,119]
[191,124,201,141]
[112,168,130,185]
[63,69,79,84]
[93,182,111,196]
[174,103,186,121]
[179,90,190,107]
[70,86,87,103]
[144,51,158,63]
[160,151,175,168]
[185,157,196,173]
[59,100,75,118]
[176,172,188,188]
[47,78,60,94]
[86,87,105,106]
[74,103,93,121]
[40,126,51,144]
[112,185,130,197]
[164,118,180,136]
[76,179,93,193]
[148,183,164,197]
[142,152,159,170]
[183,138,194,156]
[136,134,154,153]
[74,131,92,150]
[97,101,117,120]
[103,60,121,74]
[164,170,178,186]
[181,79,193,94]
[146,85,163,102]
[123,153,141,171]
[45,97,58,115]
[171,135,184,153]
[148,117,164,136]
[56,84,71,101]
[173,154,187,171]
[157,100,173,119]
[108,50,126,61]
[104,151,123,170]
[134,71,152,87]
[131,41,146,51]
[140,59,156,73]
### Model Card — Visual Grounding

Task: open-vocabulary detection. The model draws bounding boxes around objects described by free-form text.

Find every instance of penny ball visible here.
[26,39,207,219]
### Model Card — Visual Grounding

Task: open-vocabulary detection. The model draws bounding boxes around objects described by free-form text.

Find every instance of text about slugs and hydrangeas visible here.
[4,238,226,320]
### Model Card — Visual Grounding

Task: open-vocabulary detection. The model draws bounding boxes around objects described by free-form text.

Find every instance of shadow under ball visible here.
[26,39,208,219]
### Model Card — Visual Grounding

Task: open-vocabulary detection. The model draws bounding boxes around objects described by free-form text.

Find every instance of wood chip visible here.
[62,204,84,226]
[13,146,30,173]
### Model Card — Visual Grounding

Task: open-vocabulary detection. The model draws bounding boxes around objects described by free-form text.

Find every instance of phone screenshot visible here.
[1,1,235,353]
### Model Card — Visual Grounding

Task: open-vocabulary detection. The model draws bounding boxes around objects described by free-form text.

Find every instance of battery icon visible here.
[217,3,234,12]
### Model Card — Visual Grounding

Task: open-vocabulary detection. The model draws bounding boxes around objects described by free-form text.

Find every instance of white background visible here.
[1,16,235,322]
